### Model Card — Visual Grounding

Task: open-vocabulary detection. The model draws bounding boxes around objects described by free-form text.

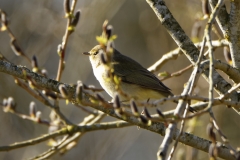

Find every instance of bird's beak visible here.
[82,52,90,56]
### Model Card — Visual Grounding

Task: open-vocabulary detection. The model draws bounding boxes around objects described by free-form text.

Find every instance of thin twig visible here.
[56,0,78,81]
[5,110,50,126]
[0,10,31,63]
[0,59,237,159]
[15,78,73,125]
[148,40,228,73]
[0,119,132,152]
[30,113,106,159]
[146,0,240,116]
[160,64,193,81]
[0,128,68,151]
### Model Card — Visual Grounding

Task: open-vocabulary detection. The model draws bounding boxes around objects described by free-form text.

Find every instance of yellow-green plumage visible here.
[85,45,173,101]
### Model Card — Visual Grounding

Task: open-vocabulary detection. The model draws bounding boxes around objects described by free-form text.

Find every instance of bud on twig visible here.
[11,39,23,56]
[100,52,107,64]
[96,93,105,102]
[31,55,38,72]
[57,44,63,58]
[105,42,114,65]
[2,98,7,106]
[36,111,42,122]
[106,25,113,39]
[202,0,209,18]
[64,0,71,15]
[207,122,216,142]
[42,90,58,100]
[27,77,37,89]
[114,107,125,119]
[156,109,165,118]
[70,10,81,28]
[102,20,108,33]
[29,101,37,118]
[49,111,58,122]
[31,55,38,68]
[41,69,48,77]
[139,115,148,124]
[223,46,232,65]
[0,10,8,29]
[130,99,139,116]
[76,82,83,102]
[113,94,121,109]
[7,97,16,110]
[143,107,151,119]
[59,84,69,98]
[3,97,16,112]
[113,94,126,118]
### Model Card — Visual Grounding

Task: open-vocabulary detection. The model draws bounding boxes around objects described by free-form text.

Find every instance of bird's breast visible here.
[93,65,116,98]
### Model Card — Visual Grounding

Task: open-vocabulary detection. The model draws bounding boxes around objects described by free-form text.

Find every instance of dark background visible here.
[0,0,239,159]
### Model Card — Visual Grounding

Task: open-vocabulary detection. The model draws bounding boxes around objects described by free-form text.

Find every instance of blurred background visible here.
[0,0,239,159]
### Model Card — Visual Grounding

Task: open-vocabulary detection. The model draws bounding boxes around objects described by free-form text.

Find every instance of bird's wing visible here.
[112,50,172,95]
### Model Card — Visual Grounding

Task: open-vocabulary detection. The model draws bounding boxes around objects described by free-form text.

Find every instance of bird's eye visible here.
[93,50,99,55]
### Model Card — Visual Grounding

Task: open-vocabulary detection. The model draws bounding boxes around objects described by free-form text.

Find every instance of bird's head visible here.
[83,45,106,68]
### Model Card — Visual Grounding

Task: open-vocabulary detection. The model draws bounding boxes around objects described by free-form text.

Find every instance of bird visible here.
[83,45,173,102]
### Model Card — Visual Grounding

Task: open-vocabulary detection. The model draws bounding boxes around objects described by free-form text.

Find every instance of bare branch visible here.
[146,0,240,115]
[56,0,79,81]
[0,59,236,159]
[209,0,229,36]
[0,120,131,152]
[228,1,240,69]
[148,40,228,73]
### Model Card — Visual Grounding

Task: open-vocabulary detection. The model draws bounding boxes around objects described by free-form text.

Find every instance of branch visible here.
[154,94,240,109]
[148,39,228,73]
[146,0,240,114]
[0,128,68,151]
[228,1,240,69]
[0,59,235,159]
[0,60,75,96]
[56,0,80,81]
[158,64,202,159]
[209,0,229,36]
[0,120,131,152]
[0,10,31,63]
[203,59,240,83]
[33,112,106,159]
[15,78,72,125]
